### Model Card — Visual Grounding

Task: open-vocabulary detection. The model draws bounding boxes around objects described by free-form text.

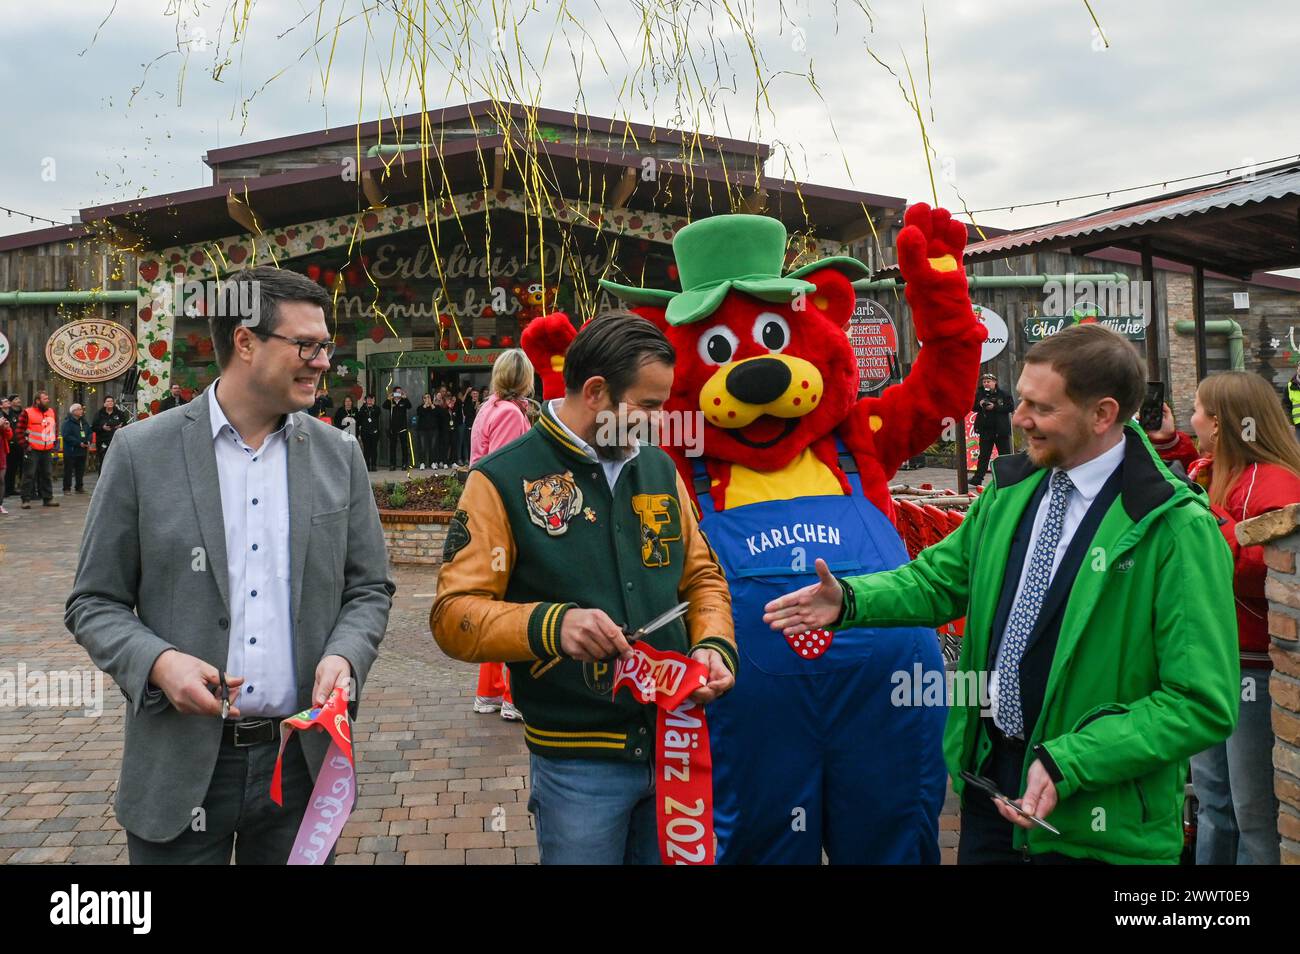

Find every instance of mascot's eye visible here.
[753,312,790,353]
[698,326,739,366]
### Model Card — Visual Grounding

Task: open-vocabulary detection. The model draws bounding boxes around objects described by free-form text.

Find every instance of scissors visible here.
[959,770,1061,835]
[622,601,691,644]
[218,670,230,721]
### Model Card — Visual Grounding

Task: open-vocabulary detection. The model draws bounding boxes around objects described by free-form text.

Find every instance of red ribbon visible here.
[612,643,715,865]
[270,688,355,865]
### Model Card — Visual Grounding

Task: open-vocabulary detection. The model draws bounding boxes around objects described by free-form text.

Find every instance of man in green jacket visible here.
[764,324,1238,864]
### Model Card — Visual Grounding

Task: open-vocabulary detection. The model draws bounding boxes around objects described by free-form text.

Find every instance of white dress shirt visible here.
[989,436,1126,734]
[209,380,297,718]
[547,399,640,490]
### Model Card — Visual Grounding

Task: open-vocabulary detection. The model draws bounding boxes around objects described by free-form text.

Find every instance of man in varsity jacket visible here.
[432,311,736,864]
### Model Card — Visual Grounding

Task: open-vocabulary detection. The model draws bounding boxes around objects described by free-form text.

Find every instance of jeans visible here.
[972,431,1011,486]
[21,449,53,502]
[527,754,660,864]
[388,430,412,469]
[416,430,436,467]
[126,734,327,865]
[63,454,86,492]
[360,432,378,470]
[1192,679,1279,864]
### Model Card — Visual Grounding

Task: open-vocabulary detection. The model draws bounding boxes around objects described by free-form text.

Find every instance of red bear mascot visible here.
[527,205,984,862]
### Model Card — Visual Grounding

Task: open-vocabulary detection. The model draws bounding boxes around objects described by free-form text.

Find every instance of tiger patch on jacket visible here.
[522,471,584,536]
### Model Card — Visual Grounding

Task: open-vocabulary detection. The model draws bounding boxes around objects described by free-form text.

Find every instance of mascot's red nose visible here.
[727,357,791,406]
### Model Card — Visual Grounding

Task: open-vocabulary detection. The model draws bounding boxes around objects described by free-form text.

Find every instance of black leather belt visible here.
[222,718,281,747]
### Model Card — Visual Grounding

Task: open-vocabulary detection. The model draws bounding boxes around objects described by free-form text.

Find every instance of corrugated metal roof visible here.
[960,162,1300,264]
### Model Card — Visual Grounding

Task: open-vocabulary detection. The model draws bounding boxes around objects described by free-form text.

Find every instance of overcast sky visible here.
[2,0,1298,258]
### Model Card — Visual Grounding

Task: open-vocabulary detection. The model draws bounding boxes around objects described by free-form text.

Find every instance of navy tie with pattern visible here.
[996,470,1075,738]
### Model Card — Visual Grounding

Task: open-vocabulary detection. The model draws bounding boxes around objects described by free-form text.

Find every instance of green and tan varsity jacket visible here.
[431,403,736,761]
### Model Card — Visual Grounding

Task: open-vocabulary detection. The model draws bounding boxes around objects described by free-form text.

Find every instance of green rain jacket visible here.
[840,422,1238,863]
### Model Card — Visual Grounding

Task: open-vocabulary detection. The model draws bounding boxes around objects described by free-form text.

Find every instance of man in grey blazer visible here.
[66,266,394,864]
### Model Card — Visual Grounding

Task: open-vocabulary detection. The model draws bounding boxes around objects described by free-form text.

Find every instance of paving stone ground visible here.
[0,463,963,865]
[0,473,536,865]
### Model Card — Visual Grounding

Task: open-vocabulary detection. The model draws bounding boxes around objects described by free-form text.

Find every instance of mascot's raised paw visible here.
[520,312,578,401]
[896,203,984,343]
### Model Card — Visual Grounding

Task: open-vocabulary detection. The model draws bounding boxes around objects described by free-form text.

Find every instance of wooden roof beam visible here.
[741,188,768,213]
[225,192,263,234]
[361,169,388,209]
[610,167,638,209]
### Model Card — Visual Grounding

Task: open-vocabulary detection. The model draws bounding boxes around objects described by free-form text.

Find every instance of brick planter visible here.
[378,509,454,565]
[1236,502,1300,864]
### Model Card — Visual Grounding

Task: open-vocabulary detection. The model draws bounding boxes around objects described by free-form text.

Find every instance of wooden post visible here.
[1193,264,1208,382]
[955,419,969,494]
[1141,240,1161,383]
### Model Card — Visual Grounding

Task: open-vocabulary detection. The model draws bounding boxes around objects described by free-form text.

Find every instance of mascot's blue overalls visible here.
[695,453,948,864]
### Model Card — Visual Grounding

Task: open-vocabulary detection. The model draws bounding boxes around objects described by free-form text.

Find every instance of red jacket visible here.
[1151,430,1199,473]
[1195,458,1300,667]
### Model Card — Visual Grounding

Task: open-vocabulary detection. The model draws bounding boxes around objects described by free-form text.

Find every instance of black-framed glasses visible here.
[252,330,336,361]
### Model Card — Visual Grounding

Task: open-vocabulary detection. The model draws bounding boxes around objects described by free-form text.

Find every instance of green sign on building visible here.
[1024,314,1146,343]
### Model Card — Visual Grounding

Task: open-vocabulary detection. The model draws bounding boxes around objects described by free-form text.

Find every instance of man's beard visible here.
[593,442,633,462]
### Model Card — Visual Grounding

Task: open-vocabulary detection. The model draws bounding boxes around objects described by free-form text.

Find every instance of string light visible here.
[964,152,1300,216]
[0,204,65,227]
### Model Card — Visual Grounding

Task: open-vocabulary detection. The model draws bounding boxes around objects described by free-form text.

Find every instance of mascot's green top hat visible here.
[598,214,871,326]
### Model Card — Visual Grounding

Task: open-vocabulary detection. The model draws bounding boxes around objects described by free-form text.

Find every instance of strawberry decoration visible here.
[73,346,87,362]
[190,251,206,266]
[85,341,100,361]
[276,234,288,247]
[139,306,152,323]
[228,245,248,264]
[362,213,379,232]
[150,400,161,414]
[369,325,386,343]
[139,261,159,283]
[149,340,168,360]
[311,235,325,250]
[785,628,834,659]
[323,269,337,287]
[306,264,322,282]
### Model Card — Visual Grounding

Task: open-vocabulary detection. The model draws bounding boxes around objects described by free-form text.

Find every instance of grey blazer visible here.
[65,389,395,842]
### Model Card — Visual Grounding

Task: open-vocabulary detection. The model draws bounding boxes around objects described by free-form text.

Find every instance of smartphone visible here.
[1138,381,1165,431]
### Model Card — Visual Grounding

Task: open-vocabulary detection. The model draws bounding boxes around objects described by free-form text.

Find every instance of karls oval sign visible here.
[45,320,137,382]
[849,298,898,394]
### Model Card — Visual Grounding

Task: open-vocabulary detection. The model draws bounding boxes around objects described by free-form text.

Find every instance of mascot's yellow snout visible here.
[699,354,824,428]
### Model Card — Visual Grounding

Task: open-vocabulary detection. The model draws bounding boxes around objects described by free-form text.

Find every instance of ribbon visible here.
[270,687,355,865]
[612,643,715,865]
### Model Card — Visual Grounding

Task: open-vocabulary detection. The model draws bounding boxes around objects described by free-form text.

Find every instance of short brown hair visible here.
[563,310,675,401]
[208,266,331,368]
[1023,324,1145,419]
